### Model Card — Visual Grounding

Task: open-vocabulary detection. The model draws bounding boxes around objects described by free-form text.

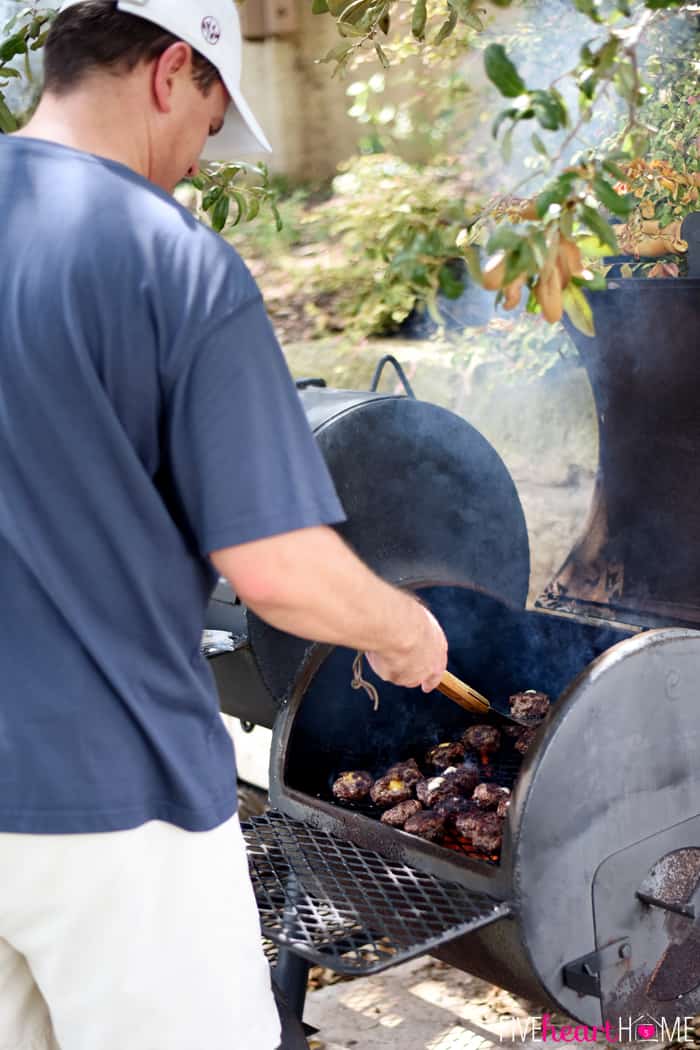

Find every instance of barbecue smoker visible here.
[206,257,700,1036]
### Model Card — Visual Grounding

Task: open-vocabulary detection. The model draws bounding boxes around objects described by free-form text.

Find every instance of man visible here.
[0,1,448,1048]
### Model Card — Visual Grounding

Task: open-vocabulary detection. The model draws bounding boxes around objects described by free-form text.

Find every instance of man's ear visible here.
[152,41,192,115]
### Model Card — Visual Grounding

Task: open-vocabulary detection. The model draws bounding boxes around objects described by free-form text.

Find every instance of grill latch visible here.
[563,939,631,998]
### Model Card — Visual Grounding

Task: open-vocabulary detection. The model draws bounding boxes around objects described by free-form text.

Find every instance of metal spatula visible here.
[437,671,539,727]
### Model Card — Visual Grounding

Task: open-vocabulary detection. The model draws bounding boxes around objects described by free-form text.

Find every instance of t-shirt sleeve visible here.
[163,294,346,555]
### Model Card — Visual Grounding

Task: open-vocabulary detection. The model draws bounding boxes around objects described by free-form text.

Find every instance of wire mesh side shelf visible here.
[243,811,510,976]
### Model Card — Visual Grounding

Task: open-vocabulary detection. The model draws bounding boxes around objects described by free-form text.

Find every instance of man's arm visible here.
[210,525,447,692]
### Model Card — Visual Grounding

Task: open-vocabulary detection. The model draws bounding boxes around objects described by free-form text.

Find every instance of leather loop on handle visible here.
[437,671,492,715]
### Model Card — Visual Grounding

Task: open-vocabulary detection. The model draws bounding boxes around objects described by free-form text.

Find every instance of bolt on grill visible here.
[243,811,510,975]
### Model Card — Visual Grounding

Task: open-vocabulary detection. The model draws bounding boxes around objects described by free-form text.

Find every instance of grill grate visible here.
[243,811,510,976]
[321,745,524,865]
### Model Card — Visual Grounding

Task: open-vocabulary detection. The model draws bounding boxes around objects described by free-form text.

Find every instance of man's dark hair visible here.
[44,0,220,96]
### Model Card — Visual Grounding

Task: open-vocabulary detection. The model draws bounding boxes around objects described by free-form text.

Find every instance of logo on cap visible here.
[201,16,221,44]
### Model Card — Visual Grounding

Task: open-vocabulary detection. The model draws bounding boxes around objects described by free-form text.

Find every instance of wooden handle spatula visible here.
[437,671,536,727]
[437,671,491,714]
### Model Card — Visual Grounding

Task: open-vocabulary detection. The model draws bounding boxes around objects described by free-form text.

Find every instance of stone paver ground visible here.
[303,958,671,1050]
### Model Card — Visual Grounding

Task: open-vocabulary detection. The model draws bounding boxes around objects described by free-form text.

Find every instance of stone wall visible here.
[238,10,418,180]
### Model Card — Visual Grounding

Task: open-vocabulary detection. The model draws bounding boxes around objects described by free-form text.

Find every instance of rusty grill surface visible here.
[243,811,510,975]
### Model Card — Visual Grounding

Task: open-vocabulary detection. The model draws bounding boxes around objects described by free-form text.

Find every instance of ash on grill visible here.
[330,689,549,863]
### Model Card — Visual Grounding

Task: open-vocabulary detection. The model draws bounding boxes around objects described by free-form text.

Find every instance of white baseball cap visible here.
[59,0,272,157]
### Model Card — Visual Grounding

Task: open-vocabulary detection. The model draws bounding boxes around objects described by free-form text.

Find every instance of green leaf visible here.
[272,204,283,233]
[531,133,549,158]
[530,90,566,131]
[337,19,366,37]
[229,191,247,227]
[573,270,607,291]
[0,31,26,64]
[487,227,523,253]
[433,8,457,44]
[461,9,484,30]
[460,245,482,282]
[562,284,595,337]
[29,30,48,50]
[594,37,620,74]
[425,289,444,326]
[623,128,649,158]
[202,185,223,210]
[411,0,427,41]
[501,123,514,164]
[579,205,619,252]
[374,43,390,69]
[573,0,602,22]
[246,194,261,222]
[549,87,569,127]
[189,175,206,190]
[559,209,575,240]
[615,60,637,103]
[211,194,231,232]
[0,66,20,79]
[491,106,518,139]
[576,235,613,259]
[483,44,526,99]
[536,173,578,218]
[450,0,483,29]
[0,94,17,133]
[592,174,636,217]
[438,263,465,299]
[503,244,531,284]
[580,41,595,66]
[614,0,631,12]
[530,231,548,268]
[578,69,597,100]
[602,158,627,182]
[312,0,329,11]
[321,42,354,63]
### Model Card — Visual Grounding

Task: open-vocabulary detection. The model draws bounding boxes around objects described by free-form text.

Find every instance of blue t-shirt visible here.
[0,137,345,834]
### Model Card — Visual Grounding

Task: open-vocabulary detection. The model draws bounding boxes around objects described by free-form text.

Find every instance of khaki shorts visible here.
[0,812,281,1050]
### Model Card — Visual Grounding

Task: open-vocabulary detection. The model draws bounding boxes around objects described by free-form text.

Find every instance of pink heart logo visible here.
[637,1025,655,1039]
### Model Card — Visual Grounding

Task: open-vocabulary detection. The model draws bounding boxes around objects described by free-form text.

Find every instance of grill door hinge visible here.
[563,939,631,998]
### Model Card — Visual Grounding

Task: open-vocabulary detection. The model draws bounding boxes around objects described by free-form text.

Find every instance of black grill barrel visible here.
[208,282,700,1035]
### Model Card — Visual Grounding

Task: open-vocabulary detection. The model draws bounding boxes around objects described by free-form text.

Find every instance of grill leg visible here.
[273,948,310,1021]
[272,950,313,1049]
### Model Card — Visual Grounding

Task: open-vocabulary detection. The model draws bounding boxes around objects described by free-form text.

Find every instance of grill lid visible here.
[248,390,530,703]
[244,811,510,975]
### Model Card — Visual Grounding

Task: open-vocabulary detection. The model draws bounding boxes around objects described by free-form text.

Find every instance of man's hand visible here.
[366,607,447,693]
[210,525,448,694]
